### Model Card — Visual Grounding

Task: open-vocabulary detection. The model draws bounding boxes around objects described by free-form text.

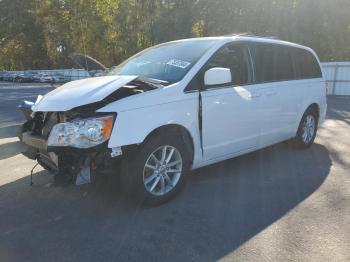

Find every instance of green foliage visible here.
[0,0,49,70]
[1,0,350,70]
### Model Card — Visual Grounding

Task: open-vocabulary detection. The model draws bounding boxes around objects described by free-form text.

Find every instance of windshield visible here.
[108,39,217,84]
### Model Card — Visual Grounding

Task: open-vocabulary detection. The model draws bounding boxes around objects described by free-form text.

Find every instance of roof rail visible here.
[224,33,278,40]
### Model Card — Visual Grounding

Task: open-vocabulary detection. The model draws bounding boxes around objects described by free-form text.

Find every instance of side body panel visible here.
[257,78,326,149]
[98,91,204,167]
[201,85,261,161]
[257,80,298,147]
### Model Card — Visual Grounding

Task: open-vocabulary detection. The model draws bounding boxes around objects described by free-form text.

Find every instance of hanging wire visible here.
[30,163,39,186]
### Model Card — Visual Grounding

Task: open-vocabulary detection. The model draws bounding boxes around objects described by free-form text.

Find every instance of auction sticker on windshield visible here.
[166,59,191,69]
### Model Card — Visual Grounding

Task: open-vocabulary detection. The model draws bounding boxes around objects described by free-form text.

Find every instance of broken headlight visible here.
[47,115,114,148]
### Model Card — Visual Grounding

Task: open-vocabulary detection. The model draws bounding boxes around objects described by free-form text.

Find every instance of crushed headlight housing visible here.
[48,115,114,149]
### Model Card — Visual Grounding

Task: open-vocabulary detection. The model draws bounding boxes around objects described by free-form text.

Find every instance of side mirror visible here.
[204,67,232,86]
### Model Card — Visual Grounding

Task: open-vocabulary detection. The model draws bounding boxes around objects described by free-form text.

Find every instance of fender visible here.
[97,92,203,167]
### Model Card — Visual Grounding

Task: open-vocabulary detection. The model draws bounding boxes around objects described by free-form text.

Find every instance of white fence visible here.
[322,62,350,96]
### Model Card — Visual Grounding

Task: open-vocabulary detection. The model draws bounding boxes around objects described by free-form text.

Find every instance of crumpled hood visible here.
[32,75,137,112]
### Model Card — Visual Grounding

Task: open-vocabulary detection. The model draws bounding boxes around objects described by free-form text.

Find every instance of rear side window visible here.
[254,44,294,83]
[254,45,274,82]
[294,49,322,79]
[274,47,295,81]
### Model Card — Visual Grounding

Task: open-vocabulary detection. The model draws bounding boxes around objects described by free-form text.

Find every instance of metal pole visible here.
[332,64,339,95]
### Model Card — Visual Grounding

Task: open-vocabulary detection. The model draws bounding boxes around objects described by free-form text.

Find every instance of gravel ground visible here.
[0,82,349,262]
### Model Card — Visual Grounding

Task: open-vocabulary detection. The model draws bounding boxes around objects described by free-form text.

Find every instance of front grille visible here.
[32,112,64,138]
[32,112,44,135]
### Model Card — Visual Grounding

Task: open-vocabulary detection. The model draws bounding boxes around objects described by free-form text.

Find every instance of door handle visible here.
[266,90,277,96]
[250,93,261,98]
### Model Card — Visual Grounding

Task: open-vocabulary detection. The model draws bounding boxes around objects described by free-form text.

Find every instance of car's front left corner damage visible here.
[18,76,161,186]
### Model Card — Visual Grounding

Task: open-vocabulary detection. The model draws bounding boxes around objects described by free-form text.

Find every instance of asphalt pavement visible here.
[0,82,349,261]
[0,82,54,129]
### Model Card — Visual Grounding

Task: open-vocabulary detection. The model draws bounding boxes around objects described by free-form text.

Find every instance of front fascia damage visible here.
[20,77,161,185]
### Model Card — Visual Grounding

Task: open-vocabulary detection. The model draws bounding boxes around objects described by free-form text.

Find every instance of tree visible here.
[1,0,350,70]
[0,0,48,70]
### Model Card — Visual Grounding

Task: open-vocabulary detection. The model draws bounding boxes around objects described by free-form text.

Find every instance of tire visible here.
[294,107,318,149]
[121,131,191,206]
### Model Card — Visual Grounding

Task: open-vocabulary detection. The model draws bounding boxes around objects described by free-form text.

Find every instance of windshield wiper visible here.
[136,76,170,87]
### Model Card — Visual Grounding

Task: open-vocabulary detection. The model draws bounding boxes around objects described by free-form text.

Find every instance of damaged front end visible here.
[19,76,160,186]
[20,111,119,185]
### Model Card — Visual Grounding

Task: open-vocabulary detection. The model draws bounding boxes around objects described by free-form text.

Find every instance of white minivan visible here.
[20,35,327,205]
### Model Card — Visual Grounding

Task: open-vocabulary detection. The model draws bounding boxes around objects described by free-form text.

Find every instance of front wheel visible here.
[121,132,190,205]
[294,108,318,149]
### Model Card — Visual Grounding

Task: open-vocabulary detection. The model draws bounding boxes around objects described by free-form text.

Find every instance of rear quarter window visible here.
[294,48,322,79]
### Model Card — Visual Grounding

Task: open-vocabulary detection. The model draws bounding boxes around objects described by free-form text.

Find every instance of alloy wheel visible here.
[143,145,183,196]
[301,115,316,144]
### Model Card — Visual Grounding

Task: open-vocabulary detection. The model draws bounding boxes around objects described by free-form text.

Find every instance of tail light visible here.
[325,80,328,96]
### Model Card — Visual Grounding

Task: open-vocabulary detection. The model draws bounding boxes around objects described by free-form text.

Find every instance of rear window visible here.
[254,44,295,83]
[294,48,322,79]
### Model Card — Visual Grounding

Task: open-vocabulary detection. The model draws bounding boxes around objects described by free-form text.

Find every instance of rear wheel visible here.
[294,107,318,149]
[121,132,190,205]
